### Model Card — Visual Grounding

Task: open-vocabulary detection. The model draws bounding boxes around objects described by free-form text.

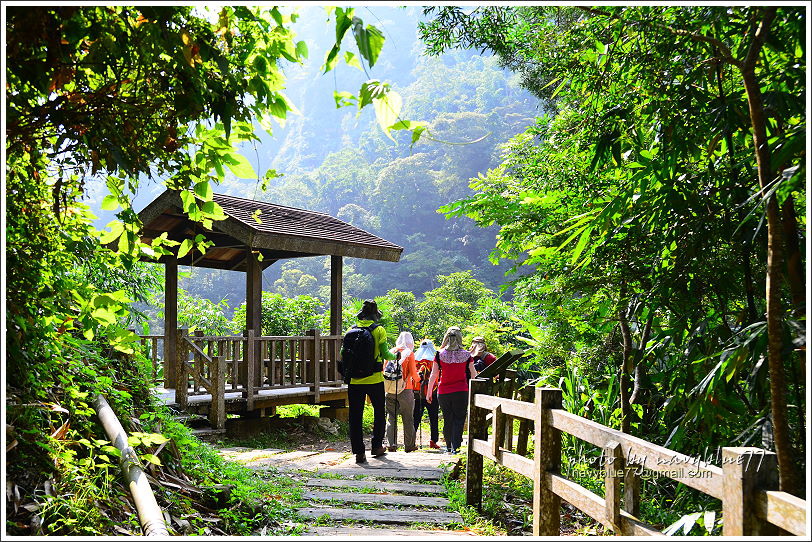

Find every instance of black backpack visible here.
[383,351,403,381]
[339,324,381,383]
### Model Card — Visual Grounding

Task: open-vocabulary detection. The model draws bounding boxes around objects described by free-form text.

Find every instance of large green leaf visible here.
[223,152,257,179]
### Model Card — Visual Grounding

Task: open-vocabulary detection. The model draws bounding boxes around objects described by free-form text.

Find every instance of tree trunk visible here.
[618,304,633,434]
[737,6,798,496]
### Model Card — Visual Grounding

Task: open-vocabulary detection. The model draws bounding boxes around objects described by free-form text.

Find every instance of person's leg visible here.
[369,382,386,454]
[451,391,468,451]
[347,383,366,455]
[428,389,440,442]
[437,393,454,452]
[385,392,398,448]
[412,390,423,431]
[399,389,416,450]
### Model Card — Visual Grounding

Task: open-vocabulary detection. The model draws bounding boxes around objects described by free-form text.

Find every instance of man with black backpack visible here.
[339,299,396,464]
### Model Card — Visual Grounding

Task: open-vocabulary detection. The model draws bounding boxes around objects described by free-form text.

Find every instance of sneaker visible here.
[387,446,398,452]
[429,440,441,450]
[371,446,387,457]
[356,453,367,464]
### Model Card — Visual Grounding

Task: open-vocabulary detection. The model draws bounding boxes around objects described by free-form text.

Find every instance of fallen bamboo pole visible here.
[93,394,170,537]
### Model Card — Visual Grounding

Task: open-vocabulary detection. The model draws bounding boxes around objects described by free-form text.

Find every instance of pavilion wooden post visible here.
[163,255,178,389]
[330,255,343,335]
[245,250,262,405]
[245,251,262,336]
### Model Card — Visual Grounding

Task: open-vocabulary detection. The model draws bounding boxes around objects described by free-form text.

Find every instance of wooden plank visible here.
[305,478,446,495]
[475,349,524,380]
[549,409,723,499]
[755,490,807,536]
[322,468,444,480]
[470,439,534,479]
[546,473,660,536]
[474,394,536,421]
[297,507,462,525]
[302,490,449,508]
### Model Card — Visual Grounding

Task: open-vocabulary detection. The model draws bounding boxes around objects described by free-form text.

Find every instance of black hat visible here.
[357,299,383,320]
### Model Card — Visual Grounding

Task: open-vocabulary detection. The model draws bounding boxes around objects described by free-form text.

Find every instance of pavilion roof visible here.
[137,190,402,271]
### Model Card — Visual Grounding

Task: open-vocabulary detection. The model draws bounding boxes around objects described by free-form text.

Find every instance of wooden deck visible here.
[154,384,348,416]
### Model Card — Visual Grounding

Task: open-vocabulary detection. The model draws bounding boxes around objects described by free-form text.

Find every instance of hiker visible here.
[469,336,497,372]
[384,331,419,452]
[413,338,441,449]
[342,299,396,464]
[426,326,478,454]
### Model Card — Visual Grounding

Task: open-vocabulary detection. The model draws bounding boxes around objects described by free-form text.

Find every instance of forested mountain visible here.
[110,6,540,315]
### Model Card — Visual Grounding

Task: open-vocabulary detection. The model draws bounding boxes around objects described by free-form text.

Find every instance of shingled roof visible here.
[137,190,402,271]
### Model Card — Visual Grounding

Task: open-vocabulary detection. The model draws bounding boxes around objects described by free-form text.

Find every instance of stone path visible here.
[218,446,479,537]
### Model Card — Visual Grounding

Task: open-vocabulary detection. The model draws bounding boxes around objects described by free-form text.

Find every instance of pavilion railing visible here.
[135,328,344,427]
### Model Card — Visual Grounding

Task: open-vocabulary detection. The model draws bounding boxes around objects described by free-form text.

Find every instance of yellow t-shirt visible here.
[349,320,388,385]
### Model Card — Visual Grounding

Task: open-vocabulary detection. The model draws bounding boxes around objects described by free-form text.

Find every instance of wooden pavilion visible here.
[136,189,402,427]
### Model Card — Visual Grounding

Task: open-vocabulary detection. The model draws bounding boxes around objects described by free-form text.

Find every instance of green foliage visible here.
[426,5,806,466]
[174,289,239,335]
[232,292,323,336]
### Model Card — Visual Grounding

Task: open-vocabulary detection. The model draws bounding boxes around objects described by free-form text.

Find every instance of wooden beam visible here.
[245,251,262,335]
[330,255,343,335]
[164,255,178,389]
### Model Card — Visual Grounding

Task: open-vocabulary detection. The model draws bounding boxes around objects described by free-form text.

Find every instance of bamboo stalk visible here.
[93,394,169,537]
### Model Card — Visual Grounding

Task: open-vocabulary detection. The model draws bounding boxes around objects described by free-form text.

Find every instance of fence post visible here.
[491,404,505,460]
[516,386,533,456]
[503,369,517,451]
[310,329,321,403]
[722,447,778,536]
[245,329,255,411]
[533,387,562,536]
[465,377,489,509]
[193,329,204,394]
[623,467,641,518]
[604,440,623,533]
[175,329,188,409]
[209,356,226,430]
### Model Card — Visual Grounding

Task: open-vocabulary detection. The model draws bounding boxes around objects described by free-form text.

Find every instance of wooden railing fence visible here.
[466,380,807,537]
[134,328,344,429]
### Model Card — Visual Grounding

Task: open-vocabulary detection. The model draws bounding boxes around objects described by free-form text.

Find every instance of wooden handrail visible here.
[465,382,807,537]
[755,490,807,536]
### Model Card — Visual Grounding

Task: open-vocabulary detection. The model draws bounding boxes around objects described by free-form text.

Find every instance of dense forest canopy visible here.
[3,3,807,536]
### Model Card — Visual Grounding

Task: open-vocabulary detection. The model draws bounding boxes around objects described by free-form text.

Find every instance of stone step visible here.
[297,506,463,525]
[302,526,478,537]
[305,478,446,494]
[321,467,444,480]
[302,490,449,507]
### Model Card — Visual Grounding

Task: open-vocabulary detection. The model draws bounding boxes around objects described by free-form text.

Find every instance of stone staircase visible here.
[218,447,477,536]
